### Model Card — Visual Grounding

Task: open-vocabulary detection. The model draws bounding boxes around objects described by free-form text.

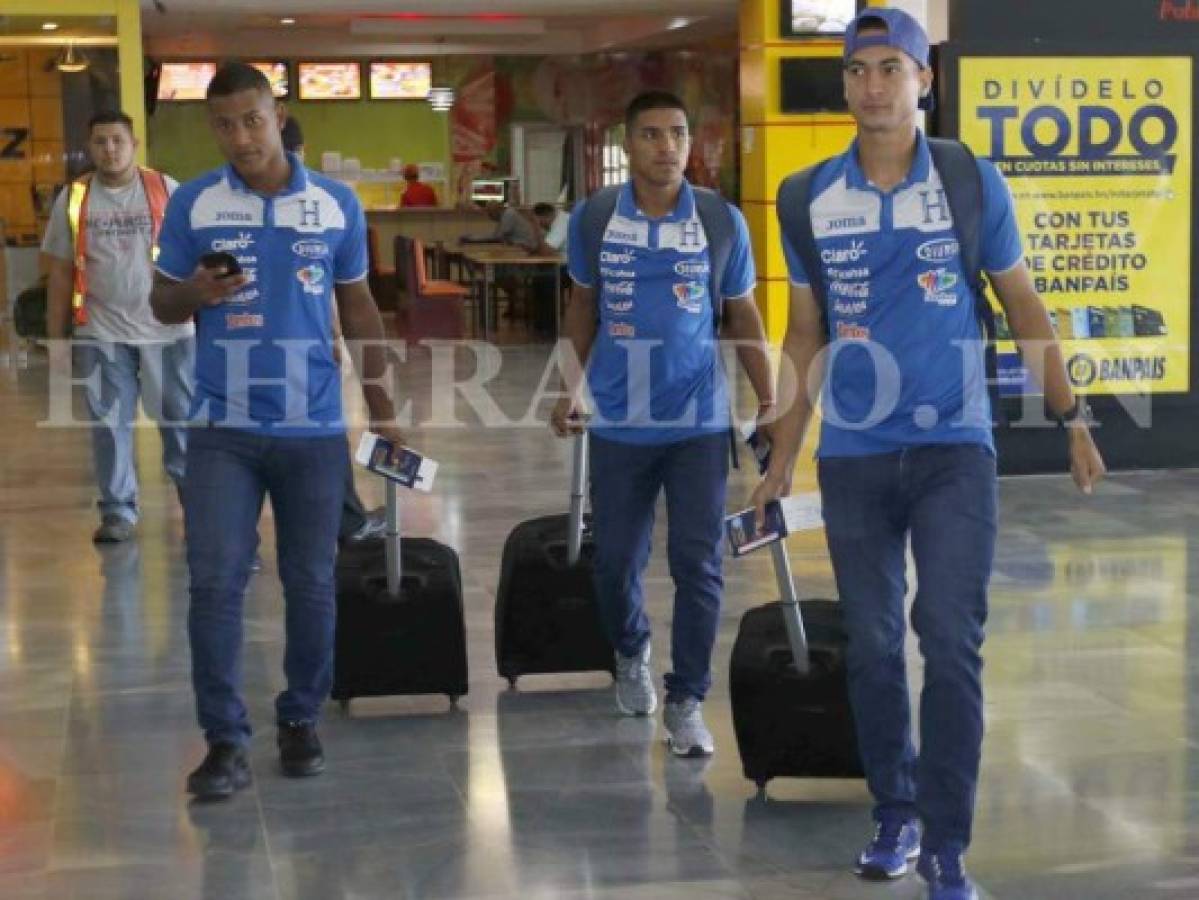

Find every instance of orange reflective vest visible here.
[66,167,170,327]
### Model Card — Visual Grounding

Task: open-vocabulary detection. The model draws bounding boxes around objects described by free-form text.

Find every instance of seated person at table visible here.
[532,202,569,253]
[400,164,438,208]
[461,201,542,251]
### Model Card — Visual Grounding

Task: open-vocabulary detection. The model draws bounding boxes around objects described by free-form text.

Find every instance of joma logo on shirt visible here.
[216,211,253,223]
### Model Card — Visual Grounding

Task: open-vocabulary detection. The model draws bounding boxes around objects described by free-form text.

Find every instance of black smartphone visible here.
[199,251,242,277]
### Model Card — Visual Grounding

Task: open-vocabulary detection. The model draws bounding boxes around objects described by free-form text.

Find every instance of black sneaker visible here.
[186,742,251,800]
[278,721,325,777]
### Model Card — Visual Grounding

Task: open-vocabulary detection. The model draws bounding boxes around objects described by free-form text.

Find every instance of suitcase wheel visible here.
[448,694,460,708]
[506,676,518,689]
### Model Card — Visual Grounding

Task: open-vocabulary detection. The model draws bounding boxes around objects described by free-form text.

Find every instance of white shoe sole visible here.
[665,735,714,758]
[615,692,657,717]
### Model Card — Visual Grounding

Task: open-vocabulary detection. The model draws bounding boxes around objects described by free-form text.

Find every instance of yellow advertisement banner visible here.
[959,57,1192,395]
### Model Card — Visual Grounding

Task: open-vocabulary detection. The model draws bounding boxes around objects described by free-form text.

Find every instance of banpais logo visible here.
[916,237,960,262]
[292,239,329,259]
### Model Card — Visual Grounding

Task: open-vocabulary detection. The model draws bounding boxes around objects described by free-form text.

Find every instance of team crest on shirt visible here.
[672,281,704,314]
[296,264,326,296]
[917,269,959,306]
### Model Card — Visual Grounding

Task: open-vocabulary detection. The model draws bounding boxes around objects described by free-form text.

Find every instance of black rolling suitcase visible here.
[730,541,864,788]
[495,432,615,686]
[332,477,468,709]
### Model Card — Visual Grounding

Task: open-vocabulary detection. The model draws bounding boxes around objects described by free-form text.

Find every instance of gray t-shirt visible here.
[42,173,193,343]
[496,206,539,251]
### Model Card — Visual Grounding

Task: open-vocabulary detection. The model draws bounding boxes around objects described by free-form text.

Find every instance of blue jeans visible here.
[589,432,729,702]
[73,338,194,523]
[818,444,996,852]
[184,427,346,747]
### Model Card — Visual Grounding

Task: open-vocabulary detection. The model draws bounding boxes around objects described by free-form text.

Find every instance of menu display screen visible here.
[249,62,290,99]
[369,62,432,100]
[780,0,862,36]
[297,62,362,100]
[157,62,217,101]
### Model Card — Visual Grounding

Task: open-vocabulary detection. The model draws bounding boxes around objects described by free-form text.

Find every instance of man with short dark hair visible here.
[753,10,1105,899]
[150,63,404,799]
[400,163,438,207]
[553,90,773,757]
[42,110,191,543]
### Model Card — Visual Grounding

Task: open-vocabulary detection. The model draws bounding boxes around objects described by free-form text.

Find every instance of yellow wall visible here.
[0,0,144,161]
[739,1,884,483]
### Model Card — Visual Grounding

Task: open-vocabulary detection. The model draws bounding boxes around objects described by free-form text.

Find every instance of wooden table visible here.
[459,246,564,338]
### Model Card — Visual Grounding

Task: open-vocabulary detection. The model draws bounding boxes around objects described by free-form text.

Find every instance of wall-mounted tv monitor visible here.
[368,62,431,100]
[297,62,362,101]
[779,57,849,113]
[249,61,290,99]
[156,62,216,101]
[780,0,864,37]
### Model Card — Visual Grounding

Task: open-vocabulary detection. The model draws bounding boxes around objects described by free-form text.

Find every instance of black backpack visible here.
[776,138,1003,424]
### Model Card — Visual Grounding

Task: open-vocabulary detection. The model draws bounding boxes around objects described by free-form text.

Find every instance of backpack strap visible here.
[691,186,736,332]
[776,162,831,335]
[927,137,1004,425]
[580,185,622,290]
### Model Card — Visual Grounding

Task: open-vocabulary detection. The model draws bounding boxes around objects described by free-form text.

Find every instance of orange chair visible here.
[367,226,397,310]
[401,237,468,339]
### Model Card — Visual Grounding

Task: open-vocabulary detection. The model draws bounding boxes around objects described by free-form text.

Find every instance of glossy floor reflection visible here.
[2,344,1199,899]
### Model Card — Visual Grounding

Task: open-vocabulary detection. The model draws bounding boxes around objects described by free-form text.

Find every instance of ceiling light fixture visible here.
[428,86,454,111]
[42,22,58,32]
[668,17,692,30]
[280,17,296,25]
[55,44,88,73]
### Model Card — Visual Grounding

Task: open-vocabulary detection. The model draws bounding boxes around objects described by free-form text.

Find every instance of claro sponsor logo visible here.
[211,231,254,253]
[821,239,867,264]
[600,249,636,265]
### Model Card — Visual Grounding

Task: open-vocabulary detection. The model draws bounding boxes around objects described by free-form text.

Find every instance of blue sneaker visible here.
[855,815,921,879]
[916,848,978,900]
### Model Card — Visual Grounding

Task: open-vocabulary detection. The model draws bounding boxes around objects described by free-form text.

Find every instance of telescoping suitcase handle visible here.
[384,477,402,597]
[566,431,588,566]
[769,539,811,675]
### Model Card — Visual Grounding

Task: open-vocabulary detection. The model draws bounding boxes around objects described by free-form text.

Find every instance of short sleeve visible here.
[155,188,197,282]
[720,204,757,299]
[40,188,73,262]
[978,158,1024,274]
[566,204,592,288]
[334,190,369,284]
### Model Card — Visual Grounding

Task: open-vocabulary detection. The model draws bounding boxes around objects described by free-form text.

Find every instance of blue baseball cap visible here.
[843,7,933,109]
[843,8,929,67]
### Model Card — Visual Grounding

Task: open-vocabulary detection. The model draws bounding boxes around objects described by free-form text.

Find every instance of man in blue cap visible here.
[754,8,1105,900]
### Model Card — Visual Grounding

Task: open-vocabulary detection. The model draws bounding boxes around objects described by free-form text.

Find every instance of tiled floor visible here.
[2,339,1199,899]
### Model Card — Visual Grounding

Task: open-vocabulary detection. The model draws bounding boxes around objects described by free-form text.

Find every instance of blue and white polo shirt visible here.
[156,153,367,436]
[567,180,756,445]
[782,132,1023,457]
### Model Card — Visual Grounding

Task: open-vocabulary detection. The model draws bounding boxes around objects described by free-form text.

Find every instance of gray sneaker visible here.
[614,643,657,717]
[93,514,135,543]
[663,697,714,758]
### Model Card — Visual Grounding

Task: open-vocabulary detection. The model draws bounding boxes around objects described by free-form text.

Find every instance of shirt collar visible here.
[616,178,696,222]
[844,130,931,192]
[224,151,308,197]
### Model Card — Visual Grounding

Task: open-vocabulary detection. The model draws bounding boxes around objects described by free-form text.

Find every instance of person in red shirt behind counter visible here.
[399,164,438,207]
